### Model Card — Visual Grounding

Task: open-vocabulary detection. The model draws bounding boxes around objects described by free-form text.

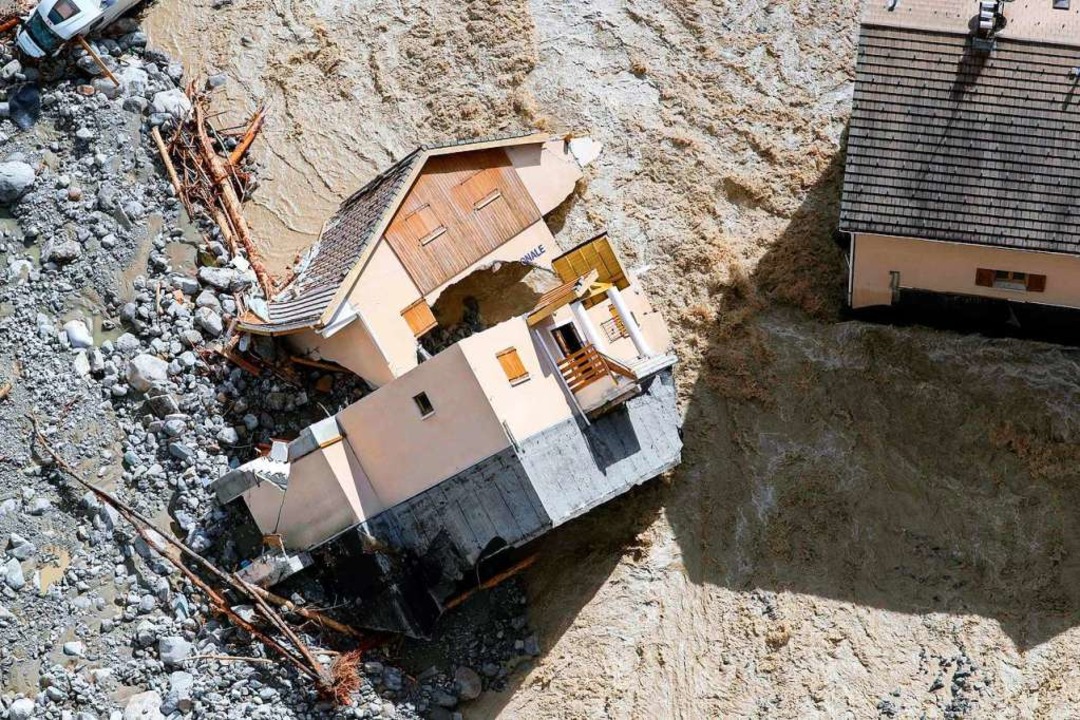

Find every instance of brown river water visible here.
[143,0,401,276]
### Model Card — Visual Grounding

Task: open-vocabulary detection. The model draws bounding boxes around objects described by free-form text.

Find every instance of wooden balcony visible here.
[556,344,642,416]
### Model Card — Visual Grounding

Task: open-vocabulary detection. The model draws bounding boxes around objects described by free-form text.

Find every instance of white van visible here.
[16,0,143,58]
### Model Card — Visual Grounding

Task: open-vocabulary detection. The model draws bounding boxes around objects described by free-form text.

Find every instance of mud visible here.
[141,0,1080,717]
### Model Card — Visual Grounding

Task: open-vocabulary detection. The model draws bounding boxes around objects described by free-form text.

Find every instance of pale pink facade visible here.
[849,233,1080,311]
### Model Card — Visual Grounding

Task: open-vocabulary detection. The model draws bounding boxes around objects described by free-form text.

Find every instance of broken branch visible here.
[75,36,119,87]
[27,415,344,697]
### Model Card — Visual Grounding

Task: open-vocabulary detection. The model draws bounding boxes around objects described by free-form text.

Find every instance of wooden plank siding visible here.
[552,234,629,308]
[383,149,542,294]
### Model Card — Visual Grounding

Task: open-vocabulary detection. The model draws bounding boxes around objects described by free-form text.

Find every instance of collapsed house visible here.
[841,0,1080,317]
[211,133,682,637]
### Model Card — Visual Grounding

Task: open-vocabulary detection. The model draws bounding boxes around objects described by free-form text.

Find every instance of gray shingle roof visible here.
[840,25,1080,254]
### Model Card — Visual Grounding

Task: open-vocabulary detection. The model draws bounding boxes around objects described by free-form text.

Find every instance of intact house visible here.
[210,133,681,636]
[840,0,1080,323]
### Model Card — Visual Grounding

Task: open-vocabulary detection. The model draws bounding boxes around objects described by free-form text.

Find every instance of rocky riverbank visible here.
[0,17,532,720]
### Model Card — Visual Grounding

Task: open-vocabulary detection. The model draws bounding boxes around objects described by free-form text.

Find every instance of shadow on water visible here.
[460,147,1080,716]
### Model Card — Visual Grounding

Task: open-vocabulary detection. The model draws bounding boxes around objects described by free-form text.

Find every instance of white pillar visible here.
[570,300,605,351]
[607,286,653,357]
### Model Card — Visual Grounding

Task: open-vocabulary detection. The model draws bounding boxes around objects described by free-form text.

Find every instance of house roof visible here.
[240,132,550,334]
[840,17,1080,254]
[862,0,1080,46]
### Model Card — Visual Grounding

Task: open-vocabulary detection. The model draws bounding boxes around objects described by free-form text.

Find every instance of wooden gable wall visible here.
[383,148,542,295]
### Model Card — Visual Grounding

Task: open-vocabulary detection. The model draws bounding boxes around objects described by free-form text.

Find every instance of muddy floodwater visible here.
[143,0,435,276]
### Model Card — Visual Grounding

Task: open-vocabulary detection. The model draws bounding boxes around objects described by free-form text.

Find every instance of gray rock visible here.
[0,161,35,203]
[194,306,223,336]
[8,698,35,720]
[195,290,221,312]
[161,671,194,714]
[146,393,179,417]
[115,333,142,354]
[127,354,169,393]
[216,426,239,445]
[117,65,149,97]
[454,666,482,701]
[123,691,164,720]
[42,238,82,264]
[3,557,25,590]
[432,689,458,708]
[157,636,192,666]
[74,351,92,378]
[174,276,200,295]
[151,89,192,119]
[63,640,85,657]
[64,319,94,348]
[197,266,241,291]
[168,442,196,463]
[163,418,185,437]
[7,533,33,560]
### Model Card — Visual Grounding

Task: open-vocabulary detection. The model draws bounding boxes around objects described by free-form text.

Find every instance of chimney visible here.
[973,0,1005,52]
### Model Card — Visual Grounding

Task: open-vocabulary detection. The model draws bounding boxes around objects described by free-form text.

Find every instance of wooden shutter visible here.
[401,299,437,337]
[496,347,529,384]
[1026,274,1047,292]
[975,268,994,287]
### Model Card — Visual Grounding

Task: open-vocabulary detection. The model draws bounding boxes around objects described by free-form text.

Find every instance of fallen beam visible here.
[75,36,119,87]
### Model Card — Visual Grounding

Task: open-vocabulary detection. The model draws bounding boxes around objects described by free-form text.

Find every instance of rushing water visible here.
[142,0,389,277]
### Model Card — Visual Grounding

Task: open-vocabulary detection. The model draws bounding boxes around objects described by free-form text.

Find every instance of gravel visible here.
[0,16,532,720]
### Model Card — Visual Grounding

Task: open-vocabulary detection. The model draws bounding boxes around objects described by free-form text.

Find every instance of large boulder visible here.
[161,671,194,714]
[127,354,169,393]
[151,89,192,119]
[197,266,246,292]
[157,635,192,666]
[194,306,223,337]
[454,666,483,701]
[0,161,35,203]
[63,319,94,349]
[8,698,35,720]
[123,691,164,720]
[42,238,82,264]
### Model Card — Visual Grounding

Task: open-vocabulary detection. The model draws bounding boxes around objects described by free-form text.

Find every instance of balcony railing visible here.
[556,344,613,393]
[556,343,638,391]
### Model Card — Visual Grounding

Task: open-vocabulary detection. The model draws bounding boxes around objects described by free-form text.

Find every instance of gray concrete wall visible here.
[518,369,682,526]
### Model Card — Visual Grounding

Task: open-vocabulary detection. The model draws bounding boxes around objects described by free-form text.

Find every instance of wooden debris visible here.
[229,106,267,166]
[158,83,275,299]
[444,554,538,611]
[26,415,372,702]
[150,126,192,220]
[75,36,119,87]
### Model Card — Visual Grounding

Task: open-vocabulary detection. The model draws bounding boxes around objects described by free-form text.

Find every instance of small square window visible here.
[1054,0,1070,10]
[413,392,435,418]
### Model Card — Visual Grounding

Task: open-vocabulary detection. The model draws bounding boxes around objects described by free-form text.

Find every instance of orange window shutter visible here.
[496,348,529,383]
[974,268,994,287]
[402,299,437,337]
[1027,274,1047,292]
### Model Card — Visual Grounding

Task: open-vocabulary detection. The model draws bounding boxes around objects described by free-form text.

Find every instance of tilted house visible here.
[213,134,681,636]
[841,0,1080,313]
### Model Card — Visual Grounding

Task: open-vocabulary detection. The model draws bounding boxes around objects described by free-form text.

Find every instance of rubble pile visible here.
[0,17,531,720]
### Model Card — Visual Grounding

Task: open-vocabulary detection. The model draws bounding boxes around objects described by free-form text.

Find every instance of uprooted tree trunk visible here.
[28,414,373,705]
